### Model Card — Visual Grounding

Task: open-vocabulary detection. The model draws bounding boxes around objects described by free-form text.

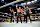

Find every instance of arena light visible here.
[21,3,24,5]
[2,0,4,1]
[21,3,26,5]
[27,2,31,4]
[31,1,35,3]
[24,3,26,5]
[21,3,24,6]
[34,0,37,1]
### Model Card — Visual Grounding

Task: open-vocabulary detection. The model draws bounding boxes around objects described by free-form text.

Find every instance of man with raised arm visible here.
[9,7,15,23]
[16,4,22,23]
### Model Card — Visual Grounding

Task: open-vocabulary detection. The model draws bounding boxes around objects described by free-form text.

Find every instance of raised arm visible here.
[9,7,11,12]
[16,4,18,10]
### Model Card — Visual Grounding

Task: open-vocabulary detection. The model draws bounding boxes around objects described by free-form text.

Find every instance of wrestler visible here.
[16,4,22,23]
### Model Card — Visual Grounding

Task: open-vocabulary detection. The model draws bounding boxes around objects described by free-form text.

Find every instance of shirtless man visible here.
[16,4,22,23]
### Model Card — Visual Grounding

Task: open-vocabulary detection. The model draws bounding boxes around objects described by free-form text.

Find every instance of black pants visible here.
[10,16,13,22]
[24,15,27,23]
[10,12,13,22]
[27,14,31,22]
[17,17,22,23]
[24,14,31,23]
[11,16,14,23]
